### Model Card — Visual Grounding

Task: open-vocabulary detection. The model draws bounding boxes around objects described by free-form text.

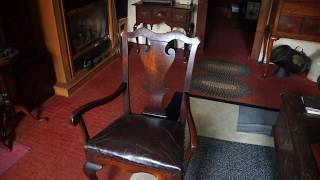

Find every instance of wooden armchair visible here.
[71,27,200,180]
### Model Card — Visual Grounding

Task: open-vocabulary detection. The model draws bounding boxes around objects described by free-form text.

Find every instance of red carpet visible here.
[1,58,131,180]
[0,142,30,175]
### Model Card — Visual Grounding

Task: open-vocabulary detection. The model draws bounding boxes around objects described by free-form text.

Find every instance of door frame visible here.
[196,0,273,61]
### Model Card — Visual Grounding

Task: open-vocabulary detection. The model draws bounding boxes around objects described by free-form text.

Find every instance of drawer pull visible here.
[175,15,184,20]
[156,11,166,18]
[287,23,294,28]
[141,11,148,16]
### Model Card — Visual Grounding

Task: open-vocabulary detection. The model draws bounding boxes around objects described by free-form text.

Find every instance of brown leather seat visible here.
[85,115,184,172]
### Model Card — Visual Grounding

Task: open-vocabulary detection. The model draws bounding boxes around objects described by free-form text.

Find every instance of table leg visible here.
[133,23,140,53]
[184,23,194,62]
[263,37,277,78]
[15,105,47,121]
[259,26,270,64]
[143,24,149,47]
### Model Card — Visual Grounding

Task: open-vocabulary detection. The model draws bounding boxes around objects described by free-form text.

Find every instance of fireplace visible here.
[64,0,108,52]
[63,0,111,72]
[37,0,118,96]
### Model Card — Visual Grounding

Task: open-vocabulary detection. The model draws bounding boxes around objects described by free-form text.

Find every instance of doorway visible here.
[196,0,272,61]
[205,0,259,60]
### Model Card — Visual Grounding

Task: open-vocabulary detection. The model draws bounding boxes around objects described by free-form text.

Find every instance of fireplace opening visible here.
[63,0,111,72]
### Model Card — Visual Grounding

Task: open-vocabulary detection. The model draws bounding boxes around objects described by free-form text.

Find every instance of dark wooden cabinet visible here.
[133,1,194,36]
[262,0,320,77]
[0,0,55,110]
[0,0,54,150]
[274,95,320,179]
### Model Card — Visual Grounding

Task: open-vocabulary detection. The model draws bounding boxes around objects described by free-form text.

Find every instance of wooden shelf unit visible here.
[36,0,118,97]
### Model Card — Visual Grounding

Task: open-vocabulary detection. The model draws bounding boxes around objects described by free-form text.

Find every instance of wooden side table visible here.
[274,94,320,179]
[261,0,320,78]
[133,1,194,54]
[0,55,46,151]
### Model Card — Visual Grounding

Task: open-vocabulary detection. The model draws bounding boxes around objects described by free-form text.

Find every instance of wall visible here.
[127,0,198,46]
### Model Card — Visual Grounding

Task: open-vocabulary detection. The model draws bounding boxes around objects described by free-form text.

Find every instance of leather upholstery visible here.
[85,115,185,172]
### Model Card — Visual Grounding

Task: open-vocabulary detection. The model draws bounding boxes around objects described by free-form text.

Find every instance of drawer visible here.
[136,7,152,21]
[301,18,320,36]
[172,9,189,23]
[153,8,172,21]
[281,2,320,17]
[277,15,302,33]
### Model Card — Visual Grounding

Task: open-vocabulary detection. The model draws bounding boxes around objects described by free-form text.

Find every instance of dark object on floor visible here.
[197,59,251,76]
[0,142,30,175]
[271,45,311,76]
[71,28,200,179]
[237,106,278,136]
[192,74,251,99]
[184,136,278,180]
[273,67,290,78]
[274,94,320,179]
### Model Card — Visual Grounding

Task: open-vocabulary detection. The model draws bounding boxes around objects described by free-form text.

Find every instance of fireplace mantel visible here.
[36,0,118,96]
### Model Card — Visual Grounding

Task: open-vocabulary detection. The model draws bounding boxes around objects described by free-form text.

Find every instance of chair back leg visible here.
[84,162,102,180]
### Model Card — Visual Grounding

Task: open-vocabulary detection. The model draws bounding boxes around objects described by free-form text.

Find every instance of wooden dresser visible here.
[262,0,320,77]
[274,94,320,179]
[133,1,194,36]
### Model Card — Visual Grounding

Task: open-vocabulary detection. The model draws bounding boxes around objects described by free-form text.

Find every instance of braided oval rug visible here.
[192,59,252,99]
[197,59,251,77]
[191,73,251,99]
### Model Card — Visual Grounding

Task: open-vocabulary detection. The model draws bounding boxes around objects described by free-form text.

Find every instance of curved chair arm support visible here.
[183,93,197,169]
[71,82,127,125]
[71,83,127,141]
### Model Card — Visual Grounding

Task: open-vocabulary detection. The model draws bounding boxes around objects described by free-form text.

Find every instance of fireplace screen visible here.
[64,0,109,53]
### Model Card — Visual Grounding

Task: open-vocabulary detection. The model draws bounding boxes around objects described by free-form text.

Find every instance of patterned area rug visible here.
[0,142,30,175]
[185,137,278,180]
[192,59,252,99]
[192,74,251,99]
[197,59,251,76]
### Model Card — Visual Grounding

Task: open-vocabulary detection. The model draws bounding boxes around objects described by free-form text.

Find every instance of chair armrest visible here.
[71,82,127,126]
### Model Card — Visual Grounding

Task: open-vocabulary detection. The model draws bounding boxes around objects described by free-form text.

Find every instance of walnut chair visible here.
[71,27,200,180]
